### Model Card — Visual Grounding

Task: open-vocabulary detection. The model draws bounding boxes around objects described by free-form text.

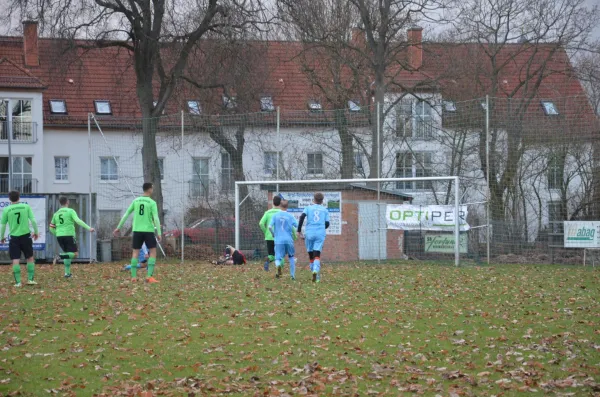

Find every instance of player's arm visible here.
[49,213,57,235]
[268,218,275,236]
[258,212,268,233]
[72,210,92,231]
[28,206,39,236]
[0,209,7,241]
[152,202,162,236]
[114,202,134,234]
[297,212,306,233]
[325,209,330,229]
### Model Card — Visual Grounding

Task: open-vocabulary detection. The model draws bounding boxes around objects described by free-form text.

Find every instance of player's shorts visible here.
[266,240,275,256]
[305,234,325,252]
[57,236,78,253]
[9,234,34,260]
[275,242,295,261]
[132,232,157,250]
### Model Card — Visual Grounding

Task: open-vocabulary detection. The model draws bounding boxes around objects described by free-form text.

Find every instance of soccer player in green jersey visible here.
[259,195,281,271]
[0,191,39,287]
[113,182,162,283]
[49,196,95,278]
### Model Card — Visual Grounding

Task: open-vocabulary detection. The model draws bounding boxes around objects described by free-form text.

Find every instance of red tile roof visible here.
[0,35,594,128]
[0,54,46,90]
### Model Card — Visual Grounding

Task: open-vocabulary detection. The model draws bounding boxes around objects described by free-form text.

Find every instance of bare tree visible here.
[3,0,268,224]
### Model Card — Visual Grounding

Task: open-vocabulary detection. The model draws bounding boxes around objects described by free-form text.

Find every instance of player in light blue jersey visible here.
[269,200,298,280]
[297,192,330,282]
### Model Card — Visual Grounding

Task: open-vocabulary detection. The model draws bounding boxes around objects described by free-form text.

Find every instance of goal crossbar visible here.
[235,176,461,266]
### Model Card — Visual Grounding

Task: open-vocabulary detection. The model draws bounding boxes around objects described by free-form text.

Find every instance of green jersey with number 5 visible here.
[0,202,39,238]
[116,196,161,235]
[50,207,91,237]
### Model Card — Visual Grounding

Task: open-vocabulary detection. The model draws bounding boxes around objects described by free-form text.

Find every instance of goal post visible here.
[235,176,462,266]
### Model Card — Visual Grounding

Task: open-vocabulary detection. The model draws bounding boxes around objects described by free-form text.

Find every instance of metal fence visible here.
[88,95,600,265]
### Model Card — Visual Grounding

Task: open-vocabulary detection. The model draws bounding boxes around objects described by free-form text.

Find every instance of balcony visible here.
[0,176,38,193]
[0,121,38,143]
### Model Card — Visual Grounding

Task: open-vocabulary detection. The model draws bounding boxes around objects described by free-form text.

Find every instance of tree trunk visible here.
[368,75,385,180]
[336,109,355,179]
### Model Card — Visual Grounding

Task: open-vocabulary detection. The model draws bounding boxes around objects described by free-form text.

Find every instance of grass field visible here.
[0,262,599,396]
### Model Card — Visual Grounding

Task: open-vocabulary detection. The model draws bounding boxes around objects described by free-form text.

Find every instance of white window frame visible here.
[221,152,234,192]
[395,152,433,190]
[308,99,322,112]
[54,156,69,183]
[264,151,281,176]
[223,95,237,109]
[191,157,209,198]
[100,157,119,182]
[188,100,201,115]
[547,154,563,190]
[0,156,33,192]
[307,152,324,175]
[354,151,364,174]
[348,100,361,112]
[158,157,165,181]
[541,101,559,116]
[260,96,275,112]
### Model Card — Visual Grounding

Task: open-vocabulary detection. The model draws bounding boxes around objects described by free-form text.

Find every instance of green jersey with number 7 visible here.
[0,202,38,238]
[116,196,161,235]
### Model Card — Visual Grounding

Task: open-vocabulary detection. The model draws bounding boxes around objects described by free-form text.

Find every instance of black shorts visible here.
[232,250,246,265]
[9,234,33,260]
[266,240,275,256]
[132,232,157,249]
[57,236,78,253]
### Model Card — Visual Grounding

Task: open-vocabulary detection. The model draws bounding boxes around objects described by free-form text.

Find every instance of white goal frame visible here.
[235,176,462,266]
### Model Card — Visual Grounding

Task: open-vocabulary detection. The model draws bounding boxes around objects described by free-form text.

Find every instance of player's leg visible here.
[312,236,325,283]
[287,243,296,280]
[59,237,78,278]
[130,232,143,280]
[274,244,284,278]
[9,238,22,287]
[144,233,158,283]
[23,236,36,285]
[304,236,315,272]
[264,240,275,271]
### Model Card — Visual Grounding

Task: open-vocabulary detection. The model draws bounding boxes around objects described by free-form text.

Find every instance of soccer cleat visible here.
[264,260,270,272]
[146,277,159,283]
[26,280,38,286]
[312,272,317,283]
[276,266,282,278]
[14,283,22,288]
[64,274,72,278]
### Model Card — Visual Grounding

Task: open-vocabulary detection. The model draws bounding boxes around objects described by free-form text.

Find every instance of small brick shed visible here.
[265,183,412,263]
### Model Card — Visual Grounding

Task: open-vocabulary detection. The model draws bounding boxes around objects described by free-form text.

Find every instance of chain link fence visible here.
[88,95,600,265]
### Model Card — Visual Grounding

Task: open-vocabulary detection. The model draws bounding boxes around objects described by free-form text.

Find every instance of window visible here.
[100,157,118,181]
[264,151,281,176]
[395,101,412,137]
[308,99,322,112]
[260,96,275,112]
[191,158,209,198]
[395,152,432,190]
[188,100,201,115]
[443,100,457,113]
[158,158,164,181]
[223,95,236,109]
[541,101,559,116]
[547,155,563,190]
[354,151,364,174]
[548,201,564,233]
[348,100,361,112]
[1,100,33,140]
[94,100,112,115]
[49,100,67,114]
[307,153,323,175]
[414,100,433,139]
[54,157,69,181]
[221,153,234,192]
[0,156,33,193]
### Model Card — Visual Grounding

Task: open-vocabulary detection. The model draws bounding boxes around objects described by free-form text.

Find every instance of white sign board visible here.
[281,192,342,235]
[0,195,47,251]
[386,204,470,231]
[564,221,600,248]
[425,234,468,253]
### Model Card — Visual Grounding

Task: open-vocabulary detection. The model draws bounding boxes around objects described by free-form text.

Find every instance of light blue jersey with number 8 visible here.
[303,204,330,237]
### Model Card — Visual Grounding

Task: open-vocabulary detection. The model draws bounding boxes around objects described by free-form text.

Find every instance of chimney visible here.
[407,26,423,70]
[23,21,39,67]
[350,26,365,48]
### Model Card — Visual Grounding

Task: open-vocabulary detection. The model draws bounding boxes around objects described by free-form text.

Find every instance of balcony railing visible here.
[0,176,38,193]
[0,121,38,143]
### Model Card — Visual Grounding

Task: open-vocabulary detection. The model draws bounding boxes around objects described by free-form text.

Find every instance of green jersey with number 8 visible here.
[116,196,161,235]
[0,202,39,238]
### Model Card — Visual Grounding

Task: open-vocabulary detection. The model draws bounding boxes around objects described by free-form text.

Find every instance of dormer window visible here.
[260,96,275,112]
[308,99,322,112]
[188,100,201,115]
[541,101,559,116]
[49,100,67,114]
[348,100,361,112]
[94,100,112,115]
[443,100,456,113]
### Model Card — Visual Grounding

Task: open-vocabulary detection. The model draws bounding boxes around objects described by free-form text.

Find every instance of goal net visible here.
[234,177,467,266]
